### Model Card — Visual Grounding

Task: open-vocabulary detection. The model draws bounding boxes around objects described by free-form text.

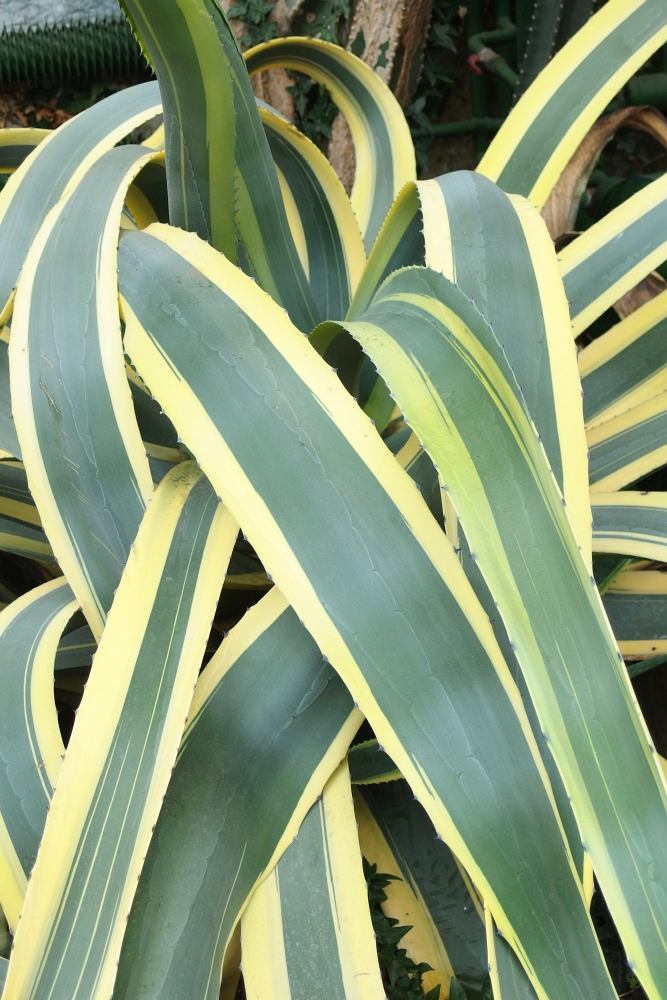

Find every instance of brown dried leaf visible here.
[542,106,667,240]
[554,230,581,252]
[613,271,667,320]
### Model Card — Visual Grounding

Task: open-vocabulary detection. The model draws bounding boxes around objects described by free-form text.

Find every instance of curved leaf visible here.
[603,566,667,657]
[259,105,365,320]
[0,81,161,325]
[0,130,50,174]
[487,915,539,1000]
[348,183,424,319]
[351,173,590,555]
[579,288,667,428]
[115,587,360,1000]
[592,492,667,562]
[0,342,21,459]
[337,266,667,999]
[245,37,416,252]
[560,174,667,337]
[118,223,616,1000]
[122,0,318,332]
[415,172,590,557]
[587,394,667,491]
[478,0,667,206]
[348,739,403,785]
[4,465,238,1000]
[242,761,383,1000]
[11,145,160,638]
[0,580,75,931]
[54,625,96,674]
[119,0,236,259]
[0,518,53,564]
[0,464,38,529]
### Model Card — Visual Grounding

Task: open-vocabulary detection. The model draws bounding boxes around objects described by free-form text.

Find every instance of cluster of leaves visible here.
[404,0,462,169]
[364,857,496,1000]
[407,0,459,120]
[287,73,339,149]
[364,858,442,1000]
[0,75,148,138]
[285,0,352,149]
[0,86,71,129]
[228,0,350,49]
[291,0,350,44]
[226,0,277,48]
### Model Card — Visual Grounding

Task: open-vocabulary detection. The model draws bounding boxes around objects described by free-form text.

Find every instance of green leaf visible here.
[603,592,667,648]
[259,104,365,320]
[478,0,667,206]
[0,128,49,173]
[587,393,667,491]
[11,144,159,638]
[340,264,667,997]
[579,289,667,428]
[245,36,416,252]
[488,919,539,1000]
[115,588,360,1000]
[54,625,96,673]
[0,87,160,480]
[121,0,237,258]
[627,653,667,679]
[0,82,161,324]
[121,0,318,331]
[358,779,488,996]
[348,739,403,784]
[0,463,37,525]
[351,173,591,883]
[4,465,238,1000]
[241,761,384,1000]
[351,168,591,550]
[347,182,425,319]
[0,343,21,459]
[0,580,76,931]
[118,223,618,1000]
[416,171,591,556]
[0,516,53,564]
[561,174,667,338]
[449,977,467,1000]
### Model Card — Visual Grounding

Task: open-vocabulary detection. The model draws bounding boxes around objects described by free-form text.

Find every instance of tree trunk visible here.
[328,0,432,192]
[219,0,297,120]
[219,0,432,193]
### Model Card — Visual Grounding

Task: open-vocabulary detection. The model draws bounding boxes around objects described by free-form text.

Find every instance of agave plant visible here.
[0,1,666,1000]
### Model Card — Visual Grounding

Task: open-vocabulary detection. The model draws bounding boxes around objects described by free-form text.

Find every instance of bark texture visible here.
[328,0,432,191]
